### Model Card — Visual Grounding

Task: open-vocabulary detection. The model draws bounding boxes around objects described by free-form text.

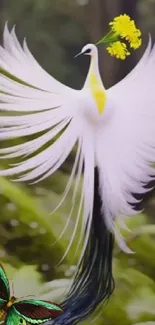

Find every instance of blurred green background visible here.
[0,0,155,324]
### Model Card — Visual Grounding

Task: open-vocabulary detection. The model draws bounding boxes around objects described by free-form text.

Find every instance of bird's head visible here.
[75,44,98,58]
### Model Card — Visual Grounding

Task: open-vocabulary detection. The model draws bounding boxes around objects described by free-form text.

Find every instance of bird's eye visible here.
[84,49,91,54]
[20,319,23,324]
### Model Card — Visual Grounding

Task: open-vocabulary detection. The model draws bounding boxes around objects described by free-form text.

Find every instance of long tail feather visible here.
[52,167,115,325]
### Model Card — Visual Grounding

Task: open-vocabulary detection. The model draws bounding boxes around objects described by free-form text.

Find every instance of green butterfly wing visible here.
[0,264,10,300]
[6,307,27,325]
[0,298,7,309]
[14,300,63,324]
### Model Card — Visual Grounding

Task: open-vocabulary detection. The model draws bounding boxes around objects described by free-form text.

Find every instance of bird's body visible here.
[0,22,154,324]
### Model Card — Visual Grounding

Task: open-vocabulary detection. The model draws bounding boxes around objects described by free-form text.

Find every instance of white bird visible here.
[0,18,154,324]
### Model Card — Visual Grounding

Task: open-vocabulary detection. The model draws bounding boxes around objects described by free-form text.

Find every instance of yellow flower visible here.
[130,37,142,49]
[109,14,142,49]
[106,41,130,60]
[96,14,142,60]
[125,30,142,49]
[109,14,138,36]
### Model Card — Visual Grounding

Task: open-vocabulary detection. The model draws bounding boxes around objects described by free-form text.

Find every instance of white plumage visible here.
[0,24,155,255]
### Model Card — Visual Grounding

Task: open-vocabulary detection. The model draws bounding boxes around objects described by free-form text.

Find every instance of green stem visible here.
[96,31,119,45]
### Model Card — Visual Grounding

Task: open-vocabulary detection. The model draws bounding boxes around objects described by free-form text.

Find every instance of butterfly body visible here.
[0,308,7,321]
[6,296,16,308]
[0,264,63,325]
[0,296,16,321]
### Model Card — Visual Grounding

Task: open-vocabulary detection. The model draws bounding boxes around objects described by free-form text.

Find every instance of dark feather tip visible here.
[50,167,115,325]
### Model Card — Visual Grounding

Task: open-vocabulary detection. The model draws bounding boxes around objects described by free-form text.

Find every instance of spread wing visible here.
[0,264,10,301]
[14,300,63,323]
[6,307,27,325]
[1,23,75,94]
[0,25,94,262]
[0,24,80,182]
[96,38,155,244]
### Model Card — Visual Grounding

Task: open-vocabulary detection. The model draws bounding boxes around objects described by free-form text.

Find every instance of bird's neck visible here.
[84,55,101,86]
[84,56,107,115]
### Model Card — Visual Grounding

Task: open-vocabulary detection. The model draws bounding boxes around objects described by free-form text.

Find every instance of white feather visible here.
[1,23,75,94]
[96,39,155,239]
[53,141,84,260]
[0,26,94,259]
[0,25,155,255]
[0,119,78,180]
[77,119,95,263]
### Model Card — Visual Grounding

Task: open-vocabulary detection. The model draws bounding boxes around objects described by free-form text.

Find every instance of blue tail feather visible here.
[51,167,115,325]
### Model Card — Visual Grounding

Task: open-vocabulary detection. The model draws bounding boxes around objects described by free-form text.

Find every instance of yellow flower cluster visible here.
[96,14,142,60]
[107,41,130,60]
[109,14,142,50]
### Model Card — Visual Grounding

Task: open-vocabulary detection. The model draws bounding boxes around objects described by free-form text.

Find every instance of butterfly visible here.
[0,264,64,325]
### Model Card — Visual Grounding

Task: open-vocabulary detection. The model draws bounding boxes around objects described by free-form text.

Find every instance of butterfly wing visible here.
[0,299,7,309]
[14,300,63,324]
[0,264,10,300]
[5,307,27,325]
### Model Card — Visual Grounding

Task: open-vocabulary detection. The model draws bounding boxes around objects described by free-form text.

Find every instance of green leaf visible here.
[0,177,65,266]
